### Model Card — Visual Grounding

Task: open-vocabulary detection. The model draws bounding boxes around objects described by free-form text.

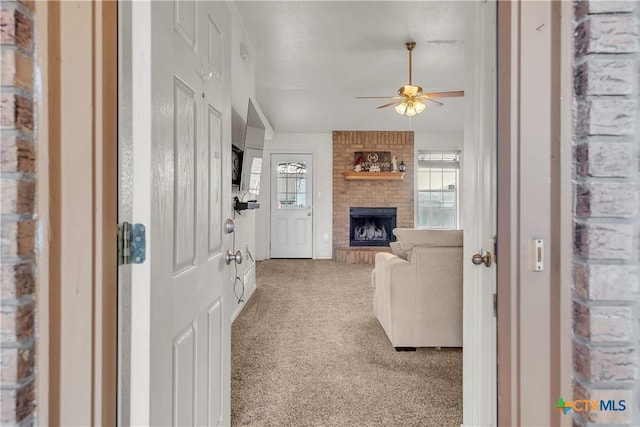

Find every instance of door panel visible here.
[275,218,288,245]
[173,76,198,273]
[207,15,223,81]
[295,219,308,245]
[270,154,314,258]
[208,105,223,256]
[173,325,196,427]
[207,300,223,425]
[122,1,232,425]
[174,1,197,50]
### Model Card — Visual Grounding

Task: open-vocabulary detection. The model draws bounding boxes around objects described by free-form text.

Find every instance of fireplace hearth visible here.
[350,207,397,247]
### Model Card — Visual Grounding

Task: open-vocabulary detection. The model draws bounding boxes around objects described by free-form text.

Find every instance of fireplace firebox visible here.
[349,207,397,247]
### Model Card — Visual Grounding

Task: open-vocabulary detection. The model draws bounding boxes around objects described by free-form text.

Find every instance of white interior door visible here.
[270,154,313,258]
[121,1,232,425]
[462,2,497,426]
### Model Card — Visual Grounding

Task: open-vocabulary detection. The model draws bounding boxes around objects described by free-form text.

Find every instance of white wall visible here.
[228,4,260,320]
[414,131,464,152]
[229,5,255,120]
[256,133,334,260]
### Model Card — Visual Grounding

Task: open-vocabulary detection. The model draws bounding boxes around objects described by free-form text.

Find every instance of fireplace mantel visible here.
[343,172,405,180]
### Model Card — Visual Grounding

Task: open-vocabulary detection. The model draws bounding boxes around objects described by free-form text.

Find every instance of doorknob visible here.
[307,212,311,217]
[225,250,243,265]
[471,250,492,268]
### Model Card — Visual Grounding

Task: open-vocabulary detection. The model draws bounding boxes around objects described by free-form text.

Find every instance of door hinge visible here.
[118,222,146,265]
[493,293,497,318]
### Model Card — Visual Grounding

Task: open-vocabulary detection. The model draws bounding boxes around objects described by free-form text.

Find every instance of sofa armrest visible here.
[374,253,414,294]
[373,252,415,328]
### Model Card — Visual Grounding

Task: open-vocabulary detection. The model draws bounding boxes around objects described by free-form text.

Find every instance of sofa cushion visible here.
[393,228,463,252]
[389,241,408,260]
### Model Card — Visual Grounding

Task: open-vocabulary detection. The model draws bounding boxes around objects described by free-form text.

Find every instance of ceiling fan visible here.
[356,41,464,117]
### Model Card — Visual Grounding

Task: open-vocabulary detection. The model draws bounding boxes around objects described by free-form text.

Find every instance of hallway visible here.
[231,260,462,426]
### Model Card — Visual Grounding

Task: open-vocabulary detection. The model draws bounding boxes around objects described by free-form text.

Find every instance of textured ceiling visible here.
[235,1,467,134]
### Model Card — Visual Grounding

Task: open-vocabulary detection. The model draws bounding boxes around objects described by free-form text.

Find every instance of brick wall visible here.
[573,1,640,425]
[0,1,37,425]
[332,131,414,252]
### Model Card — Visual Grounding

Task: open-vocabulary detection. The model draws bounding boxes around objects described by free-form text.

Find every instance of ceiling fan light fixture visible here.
[399,84,422,97]
[395,102,408,115]
[395,100,424,117]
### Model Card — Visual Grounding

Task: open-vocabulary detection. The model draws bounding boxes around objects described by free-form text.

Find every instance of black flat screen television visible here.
[232,99,266,196]
[231,145,243,189]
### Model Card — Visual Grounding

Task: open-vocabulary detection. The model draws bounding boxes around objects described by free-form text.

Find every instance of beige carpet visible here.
[231,260,462,426]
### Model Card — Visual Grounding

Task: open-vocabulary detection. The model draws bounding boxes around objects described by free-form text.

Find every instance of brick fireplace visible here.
[333,131,414,263]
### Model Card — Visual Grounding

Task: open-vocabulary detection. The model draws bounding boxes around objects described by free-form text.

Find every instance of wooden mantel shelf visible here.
[343,172,405,180]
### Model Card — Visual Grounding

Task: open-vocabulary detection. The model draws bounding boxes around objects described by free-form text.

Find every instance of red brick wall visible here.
[332,131,414,251]
[0,1,37,425]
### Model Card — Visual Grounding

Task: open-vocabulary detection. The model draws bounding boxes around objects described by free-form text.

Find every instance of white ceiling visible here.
[235,1,467,134]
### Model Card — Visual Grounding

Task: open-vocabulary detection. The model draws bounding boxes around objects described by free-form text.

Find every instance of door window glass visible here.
[276,162,307,209]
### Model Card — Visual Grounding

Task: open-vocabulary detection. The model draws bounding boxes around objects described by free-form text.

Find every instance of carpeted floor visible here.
[231,260,462,427]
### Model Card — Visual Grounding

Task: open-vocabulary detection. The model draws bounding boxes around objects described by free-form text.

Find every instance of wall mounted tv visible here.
[232,99,266,196]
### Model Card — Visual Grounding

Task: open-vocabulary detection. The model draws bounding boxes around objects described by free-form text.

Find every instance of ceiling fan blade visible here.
[356,96,400,99]
[376,100,403,109]
[422,98,444,107]
[422,90,465,99]
[425,39,462,45]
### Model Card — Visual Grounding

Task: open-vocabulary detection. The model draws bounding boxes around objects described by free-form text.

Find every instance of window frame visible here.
[416,150,461,229]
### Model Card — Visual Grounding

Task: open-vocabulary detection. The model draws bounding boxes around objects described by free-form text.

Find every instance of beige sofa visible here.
[373,228,463,349]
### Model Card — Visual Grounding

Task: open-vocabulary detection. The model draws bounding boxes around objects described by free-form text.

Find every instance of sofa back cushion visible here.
[393,228,463,253]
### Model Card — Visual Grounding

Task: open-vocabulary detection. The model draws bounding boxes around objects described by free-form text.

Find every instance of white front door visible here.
[462,1,497,426]
[270,154,314,258]
[121,1,232,425]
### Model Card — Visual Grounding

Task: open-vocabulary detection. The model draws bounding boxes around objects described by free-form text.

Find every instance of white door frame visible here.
[463,2,573,426]
[118,2,152,424]
[495,1,573,426]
